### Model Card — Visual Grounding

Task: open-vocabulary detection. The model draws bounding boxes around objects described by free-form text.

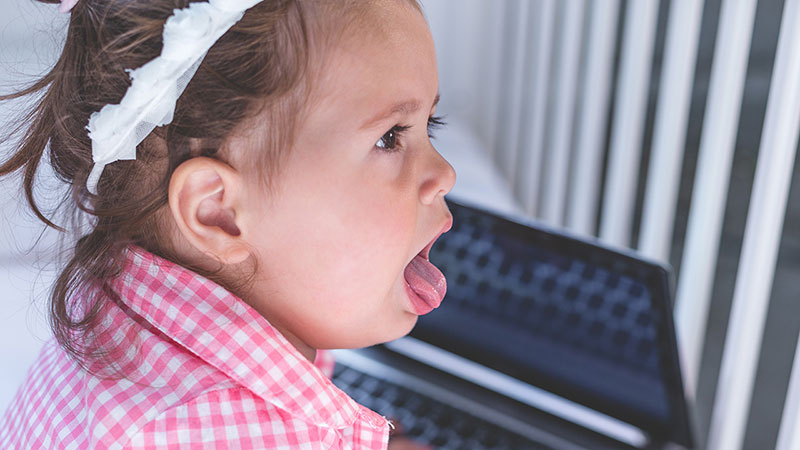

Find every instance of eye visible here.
[375,125,410,152]
[374,116,447,153]
[427,115,446,138]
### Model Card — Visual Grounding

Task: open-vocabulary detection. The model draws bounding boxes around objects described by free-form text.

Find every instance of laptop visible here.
[331,197,695,450]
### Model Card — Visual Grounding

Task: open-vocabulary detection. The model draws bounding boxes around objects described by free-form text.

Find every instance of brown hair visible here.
[0,0,421,371]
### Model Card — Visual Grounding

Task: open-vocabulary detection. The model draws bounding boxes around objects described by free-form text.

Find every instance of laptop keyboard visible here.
[332,363,553,449]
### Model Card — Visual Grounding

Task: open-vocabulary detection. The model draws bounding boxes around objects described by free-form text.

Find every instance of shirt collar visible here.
[111,246,387,430]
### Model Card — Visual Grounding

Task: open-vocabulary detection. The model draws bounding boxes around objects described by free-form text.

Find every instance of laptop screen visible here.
[409,198,693,447]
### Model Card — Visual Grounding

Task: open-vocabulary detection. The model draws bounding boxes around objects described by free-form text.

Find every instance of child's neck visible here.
[275,324,316,363]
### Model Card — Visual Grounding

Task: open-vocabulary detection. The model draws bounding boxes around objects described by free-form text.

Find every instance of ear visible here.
[168,157,250,264]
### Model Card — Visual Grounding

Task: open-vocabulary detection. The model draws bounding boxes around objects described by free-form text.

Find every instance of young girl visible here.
[0,0,455,448]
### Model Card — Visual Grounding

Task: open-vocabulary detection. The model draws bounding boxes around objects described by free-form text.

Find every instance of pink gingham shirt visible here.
[0,247,390,449]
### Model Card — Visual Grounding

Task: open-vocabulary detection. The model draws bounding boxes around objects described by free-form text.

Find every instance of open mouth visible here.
[403,217,453,315]
[418,215,454,261]
[418,234,438,261]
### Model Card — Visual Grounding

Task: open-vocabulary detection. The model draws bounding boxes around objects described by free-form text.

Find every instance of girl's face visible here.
[239,1,455,359]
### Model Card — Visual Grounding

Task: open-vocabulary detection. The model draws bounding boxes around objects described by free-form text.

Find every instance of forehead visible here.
[306,1,438,126]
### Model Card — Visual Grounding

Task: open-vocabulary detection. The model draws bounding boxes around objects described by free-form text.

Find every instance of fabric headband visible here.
[66,0,265,194]
[59,0,79,13]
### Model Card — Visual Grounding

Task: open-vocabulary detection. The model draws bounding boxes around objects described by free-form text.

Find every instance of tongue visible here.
[404,255,447,309]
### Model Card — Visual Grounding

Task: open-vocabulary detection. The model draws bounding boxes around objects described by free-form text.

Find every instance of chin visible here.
[383,313,419,343]
[333,316,418,350]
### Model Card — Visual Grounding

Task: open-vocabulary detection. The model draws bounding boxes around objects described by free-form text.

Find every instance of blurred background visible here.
[2,1,800,449]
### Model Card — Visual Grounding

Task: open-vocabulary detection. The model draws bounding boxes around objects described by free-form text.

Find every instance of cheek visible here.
[275,205,407,290]
[329,208,412,281]
[313,206,416,312]
[255,153,418,291]
[336,171,418,251]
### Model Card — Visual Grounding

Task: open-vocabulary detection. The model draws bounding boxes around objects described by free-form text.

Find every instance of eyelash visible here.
[375,115,447,153]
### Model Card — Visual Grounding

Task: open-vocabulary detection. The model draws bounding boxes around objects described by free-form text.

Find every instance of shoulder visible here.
[123,387,341,449]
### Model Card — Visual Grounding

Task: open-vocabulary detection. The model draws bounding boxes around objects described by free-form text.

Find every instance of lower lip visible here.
[405,283,436,315]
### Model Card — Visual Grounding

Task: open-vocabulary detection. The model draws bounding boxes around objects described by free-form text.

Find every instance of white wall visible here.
[423,0,507,153]
[1,0,72,411]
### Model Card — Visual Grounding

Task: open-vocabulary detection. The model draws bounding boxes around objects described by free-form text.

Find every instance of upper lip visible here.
[418,214,454,261]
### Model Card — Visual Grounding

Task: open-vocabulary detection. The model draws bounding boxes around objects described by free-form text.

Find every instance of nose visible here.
[419,145,456,204]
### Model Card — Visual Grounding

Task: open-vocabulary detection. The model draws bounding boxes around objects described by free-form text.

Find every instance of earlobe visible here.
[168,157,250,264]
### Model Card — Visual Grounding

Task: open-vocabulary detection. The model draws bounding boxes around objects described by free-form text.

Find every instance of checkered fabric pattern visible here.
[0,247,389,449]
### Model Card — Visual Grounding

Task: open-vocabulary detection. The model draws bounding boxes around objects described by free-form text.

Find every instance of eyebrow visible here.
[360,94,441,130]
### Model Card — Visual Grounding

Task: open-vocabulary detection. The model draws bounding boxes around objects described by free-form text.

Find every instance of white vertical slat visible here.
[515,0,556,216]
[673,0,757,397]
[496,0,532,184]
[536,0,585,226]
[638,0,705,262]
[708,0,800,448]
[539,0,585,226]
[566,0,620,235]
[484,0,511,162]
[778,333,800,450]
[598,0,660,247]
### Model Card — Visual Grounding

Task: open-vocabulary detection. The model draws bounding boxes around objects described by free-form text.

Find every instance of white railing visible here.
[427,0,800,448]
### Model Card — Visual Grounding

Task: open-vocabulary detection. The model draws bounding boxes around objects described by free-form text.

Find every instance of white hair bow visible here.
[59,0,78,13]
[85,0,264,194]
